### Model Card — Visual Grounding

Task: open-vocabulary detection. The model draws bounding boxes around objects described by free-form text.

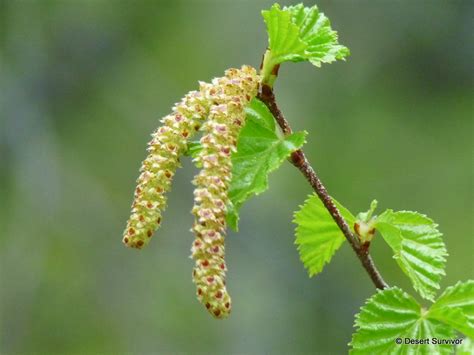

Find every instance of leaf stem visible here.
[260,50,279,88]
[257,79,388,290]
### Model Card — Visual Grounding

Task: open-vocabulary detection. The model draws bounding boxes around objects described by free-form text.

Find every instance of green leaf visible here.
[293,194,355,277]
[261,3,349,73]
[457,337,474,355]
[285,3,350,67]
[428,280,474,338]
[227,98,307,230]
[350,287,456,355]
[261,4,307,65]
[375,210,447,301]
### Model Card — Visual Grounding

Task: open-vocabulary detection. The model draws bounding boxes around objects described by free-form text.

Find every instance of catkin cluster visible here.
[191,66,259,318]
[123,65,259,319]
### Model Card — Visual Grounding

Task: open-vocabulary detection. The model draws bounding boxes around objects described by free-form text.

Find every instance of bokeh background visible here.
[1,0,473,354]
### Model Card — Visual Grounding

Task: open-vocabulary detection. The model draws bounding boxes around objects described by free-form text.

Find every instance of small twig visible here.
[257,83,388,290]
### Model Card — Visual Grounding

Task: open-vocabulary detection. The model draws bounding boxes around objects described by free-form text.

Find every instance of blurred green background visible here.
[1,0,473,354]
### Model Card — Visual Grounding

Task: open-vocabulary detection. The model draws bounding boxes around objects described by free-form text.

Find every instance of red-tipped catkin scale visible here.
[191,65,259,318]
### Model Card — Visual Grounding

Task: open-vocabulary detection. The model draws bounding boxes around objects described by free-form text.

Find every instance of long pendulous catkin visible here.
[191,66,259,318]
[123,82,215,249]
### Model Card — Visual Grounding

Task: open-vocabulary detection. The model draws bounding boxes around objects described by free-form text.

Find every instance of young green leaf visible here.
[227,98,307,230]
[293,194,355,277]
[375,210,447,301]
[457,337,474,355]
[428,280,474,338]
[261,3,350,83]
[261,4,307,64]
[350,287,456,355]
[285,4,350,67]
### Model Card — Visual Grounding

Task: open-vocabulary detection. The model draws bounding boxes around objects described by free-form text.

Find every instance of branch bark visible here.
[257,83,388,290]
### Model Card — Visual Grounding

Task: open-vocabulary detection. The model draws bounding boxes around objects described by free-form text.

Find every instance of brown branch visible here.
[258,83,388,290]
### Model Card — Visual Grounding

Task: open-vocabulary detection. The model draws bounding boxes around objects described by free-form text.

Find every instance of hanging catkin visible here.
[191,66,259,318]
[123,82,215,249]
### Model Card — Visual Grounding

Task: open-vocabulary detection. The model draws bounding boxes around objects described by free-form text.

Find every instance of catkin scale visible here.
[191,66,259,318]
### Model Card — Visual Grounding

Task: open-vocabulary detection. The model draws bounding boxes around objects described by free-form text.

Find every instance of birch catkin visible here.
[123,83,214,249]
[123,65,260,319]
[191,66,259,318]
